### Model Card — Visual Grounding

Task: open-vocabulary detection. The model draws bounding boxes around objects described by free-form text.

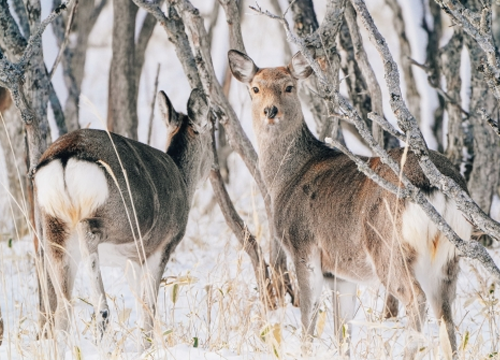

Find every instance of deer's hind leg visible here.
[324,275,357,350]
[43,215,80,334]
[76,218,109,339]
[139,235,182,345]
[369,243,426,359]
[425,255,459,356]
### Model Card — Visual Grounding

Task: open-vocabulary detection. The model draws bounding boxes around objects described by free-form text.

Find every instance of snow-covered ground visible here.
[1,0,499,359]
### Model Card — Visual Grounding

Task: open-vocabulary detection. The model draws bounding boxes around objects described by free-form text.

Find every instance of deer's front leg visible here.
[139,239,178,346]
[77,219,109,339]
[293,246,324,342]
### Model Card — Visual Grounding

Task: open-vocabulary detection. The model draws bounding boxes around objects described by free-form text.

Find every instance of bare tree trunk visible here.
[288,0,318,37]
[0,88,29,238]
[107,0,139,139]
[424,0,445,152]
[0,307,2,345]
[384,0,421,124]
[342,1,389,148]
[441,31,464,168]
[465,32,500,216]
[52,0,107,133]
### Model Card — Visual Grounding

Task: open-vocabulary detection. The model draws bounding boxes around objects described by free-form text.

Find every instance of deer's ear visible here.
[228,50,258,84]
[289,51,313,80]
[187,88,209,128]
[158,90,180,127]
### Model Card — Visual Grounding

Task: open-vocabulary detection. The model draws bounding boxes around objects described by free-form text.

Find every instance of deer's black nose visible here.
[264,106,278,119]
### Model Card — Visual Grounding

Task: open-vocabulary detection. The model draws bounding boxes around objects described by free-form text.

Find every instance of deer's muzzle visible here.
[264,106,278,119]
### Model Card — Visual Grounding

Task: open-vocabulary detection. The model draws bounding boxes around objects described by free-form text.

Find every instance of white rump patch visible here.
[35,159,109,226]
[36,160,72,223]
[401,192,472,299]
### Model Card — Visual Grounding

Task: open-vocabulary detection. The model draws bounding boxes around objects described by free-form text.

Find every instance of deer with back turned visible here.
[34,89,212,343]
[228,50,471,359]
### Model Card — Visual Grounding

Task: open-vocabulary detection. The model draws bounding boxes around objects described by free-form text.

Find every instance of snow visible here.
[1,0,499,359]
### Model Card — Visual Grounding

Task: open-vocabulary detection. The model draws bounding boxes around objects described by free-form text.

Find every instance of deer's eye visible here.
[252,87,259,94]
[285,86,293,93]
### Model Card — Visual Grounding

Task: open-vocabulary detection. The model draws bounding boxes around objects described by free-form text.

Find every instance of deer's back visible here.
[37,129,189,251]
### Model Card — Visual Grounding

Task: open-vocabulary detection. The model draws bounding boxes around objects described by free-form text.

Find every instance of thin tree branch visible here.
[344,1,385,145]
[11,0,30,38]
[409,56,470,117]
[368,112,406,143]
[434,0,500,100]
[481,109,500,136]
[208,114,275,308]
[250,2,332,89]
[206,1,220,48]
[20,2,71,68]
[49,0,78,79]
[0,0,28,60]
[135,12,157,82]
[325,137,409,198]
[147,63,160,146]
[384,0,422,123]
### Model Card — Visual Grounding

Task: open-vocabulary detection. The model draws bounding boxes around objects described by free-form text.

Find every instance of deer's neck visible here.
[168,152,200,205]
[258,121,324,197]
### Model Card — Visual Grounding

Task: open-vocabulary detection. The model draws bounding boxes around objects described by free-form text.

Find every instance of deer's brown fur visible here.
[34,89,212,343]
[0,87,12,113]
[229,50,471,359]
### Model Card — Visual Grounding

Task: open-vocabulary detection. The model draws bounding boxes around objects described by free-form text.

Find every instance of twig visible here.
[325,137,409,198]
[19,1,74,69]
[343,1,384,145]
[147,64,161,146]
[434,0,500,100]
[249,3,331,89]
[49,0,78,79]
[479,109,500,137]
[408,57,470,117]
[384,0,421,123]
[367,113,406,143]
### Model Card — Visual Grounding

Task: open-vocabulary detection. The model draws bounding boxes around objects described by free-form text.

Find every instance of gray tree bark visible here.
[0,87,29,238]
[465,32,500,216]
[107,0,139,139]
[384,0,421,125]
[107,0,157,140]
[441,31,464,168]
[52,0,108,133]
